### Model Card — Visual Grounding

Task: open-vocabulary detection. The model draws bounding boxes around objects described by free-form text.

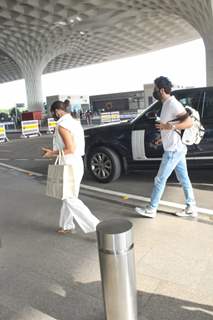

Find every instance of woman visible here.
[42,100,100,234]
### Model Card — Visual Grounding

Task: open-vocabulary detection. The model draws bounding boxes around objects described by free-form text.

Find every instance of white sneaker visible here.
[176,205,198,218]
[135,206,157,218]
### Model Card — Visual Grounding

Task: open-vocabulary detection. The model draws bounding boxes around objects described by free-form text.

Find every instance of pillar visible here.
[24,67,44,112]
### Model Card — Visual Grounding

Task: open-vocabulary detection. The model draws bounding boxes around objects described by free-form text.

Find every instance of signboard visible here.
[16,103,25,108]
[21,120,40,138]
[0,124,8,142]
[101,112,120,124]
[101,112,112,123]
[111,111,120,122]
[47,118,57,133]
[1,122,15,130]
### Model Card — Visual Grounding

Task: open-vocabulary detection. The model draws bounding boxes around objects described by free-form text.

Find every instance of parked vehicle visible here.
[84,87,213,183]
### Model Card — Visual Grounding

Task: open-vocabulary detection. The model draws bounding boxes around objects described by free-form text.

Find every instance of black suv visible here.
[84,87,213,183]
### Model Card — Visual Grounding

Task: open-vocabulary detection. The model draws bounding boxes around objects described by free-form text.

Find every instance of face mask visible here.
[153,89,161,101]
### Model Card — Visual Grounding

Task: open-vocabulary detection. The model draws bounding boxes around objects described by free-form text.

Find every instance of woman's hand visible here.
[42,147,56,158]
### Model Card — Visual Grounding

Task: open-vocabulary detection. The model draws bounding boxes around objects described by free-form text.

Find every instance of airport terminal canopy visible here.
[0,0,213,110]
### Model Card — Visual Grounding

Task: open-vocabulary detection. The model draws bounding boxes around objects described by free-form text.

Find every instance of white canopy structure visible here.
[0,0,212,110]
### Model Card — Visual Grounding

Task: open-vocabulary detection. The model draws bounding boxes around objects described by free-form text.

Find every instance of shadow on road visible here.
[24,279,213,320]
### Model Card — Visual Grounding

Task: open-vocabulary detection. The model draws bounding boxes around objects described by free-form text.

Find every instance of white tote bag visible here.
[46,151,76,199]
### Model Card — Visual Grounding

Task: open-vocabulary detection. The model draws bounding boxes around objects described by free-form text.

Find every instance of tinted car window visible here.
[173,91,203,116]
[203,90,213,119]
[141,101,162,120]
[132,101,162,128]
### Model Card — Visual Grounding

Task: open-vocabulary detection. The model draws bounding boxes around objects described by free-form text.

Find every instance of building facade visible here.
[90,90,144,114]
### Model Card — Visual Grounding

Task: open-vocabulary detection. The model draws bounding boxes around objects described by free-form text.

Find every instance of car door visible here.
[131,101,163,162]
[194,88,213,158]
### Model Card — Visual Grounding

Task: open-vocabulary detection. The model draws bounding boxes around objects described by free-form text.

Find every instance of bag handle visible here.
[54,149,65,165]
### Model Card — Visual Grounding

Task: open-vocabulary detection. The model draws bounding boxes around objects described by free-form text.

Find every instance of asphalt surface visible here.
[0,134,213,211]
[1,134,213,320]
[0,164,213,320]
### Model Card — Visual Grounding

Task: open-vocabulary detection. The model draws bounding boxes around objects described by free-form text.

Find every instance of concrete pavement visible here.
[0,164,213,319]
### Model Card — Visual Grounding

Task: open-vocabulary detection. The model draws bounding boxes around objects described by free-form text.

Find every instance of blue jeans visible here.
[150,151,196,209]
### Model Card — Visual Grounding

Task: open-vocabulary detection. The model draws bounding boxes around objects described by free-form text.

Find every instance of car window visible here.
[203,90,213,119]
[142,101,162,119]
[131,100,162,124]
[173,91,203,116]
[151,101,162,116]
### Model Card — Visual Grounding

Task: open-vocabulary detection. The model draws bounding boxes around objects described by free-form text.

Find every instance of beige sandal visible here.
[57,228,73,235]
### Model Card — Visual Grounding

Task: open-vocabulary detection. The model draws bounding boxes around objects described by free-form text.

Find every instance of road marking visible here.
[0,161,212,216]
[0,158,50,161]
[0,162,43,177]
[182,307,213,316]
[168,182,213,188]
[80,184,213,216]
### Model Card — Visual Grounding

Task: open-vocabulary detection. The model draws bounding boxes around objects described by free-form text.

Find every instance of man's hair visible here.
[50,100,66,113]
[64,99,70,105]
[154,76,173,94]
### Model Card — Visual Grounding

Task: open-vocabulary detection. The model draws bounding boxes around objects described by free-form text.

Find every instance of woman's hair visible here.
[154,76,173,94]
[50,100,66,113]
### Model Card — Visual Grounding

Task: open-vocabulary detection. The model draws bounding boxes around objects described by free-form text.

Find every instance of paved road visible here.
[0,165,213,320]
[0,135,213,210]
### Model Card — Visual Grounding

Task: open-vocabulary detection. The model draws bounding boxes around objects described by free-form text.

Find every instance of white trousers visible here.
[59,156,100,233]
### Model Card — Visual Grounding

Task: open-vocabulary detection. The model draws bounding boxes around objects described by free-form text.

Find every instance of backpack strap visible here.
[175,129,183,137]
[169,112,190,137]
[170,111,190,123]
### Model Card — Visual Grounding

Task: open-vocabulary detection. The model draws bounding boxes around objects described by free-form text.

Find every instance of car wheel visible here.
[88,146,121,183]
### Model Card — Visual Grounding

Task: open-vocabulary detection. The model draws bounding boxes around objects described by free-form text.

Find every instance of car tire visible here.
[87,146,122,183]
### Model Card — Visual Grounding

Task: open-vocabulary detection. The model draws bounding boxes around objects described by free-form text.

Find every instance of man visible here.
[85,110,92,125]
[135,76,197,218]
[64,99,71,113]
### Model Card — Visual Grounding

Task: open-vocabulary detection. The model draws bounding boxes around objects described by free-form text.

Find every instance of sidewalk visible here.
[0,165,213,320]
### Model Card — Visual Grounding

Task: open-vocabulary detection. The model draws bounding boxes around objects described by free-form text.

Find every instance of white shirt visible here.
[160,96,187,152]
[53,114,85,158]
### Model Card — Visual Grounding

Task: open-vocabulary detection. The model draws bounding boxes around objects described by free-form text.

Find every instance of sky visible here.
[0,38,206,110]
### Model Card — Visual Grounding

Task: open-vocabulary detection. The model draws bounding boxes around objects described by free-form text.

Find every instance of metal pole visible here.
[96,219,137,320]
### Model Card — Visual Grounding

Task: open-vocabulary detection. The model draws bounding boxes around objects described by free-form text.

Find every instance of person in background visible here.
[42,100,100,234]
[80,110,83,120]
[64,99,71,113]
[85,110,92,125]
[135,76,197,218]
[72,109,77,118]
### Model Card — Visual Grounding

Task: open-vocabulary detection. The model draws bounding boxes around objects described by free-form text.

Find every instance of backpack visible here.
[172,106,205,145]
